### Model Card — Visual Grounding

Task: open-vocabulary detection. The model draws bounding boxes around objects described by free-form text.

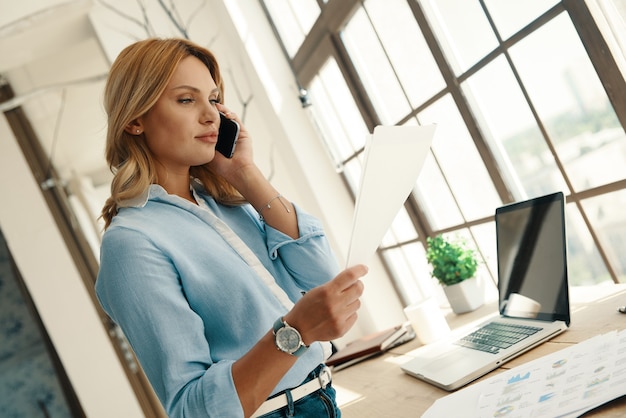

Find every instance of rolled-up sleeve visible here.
[264,205,340,291]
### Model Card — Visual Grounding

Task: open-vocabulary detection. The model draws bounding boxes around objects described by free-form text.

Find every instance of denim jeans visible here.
[259,365,341,418]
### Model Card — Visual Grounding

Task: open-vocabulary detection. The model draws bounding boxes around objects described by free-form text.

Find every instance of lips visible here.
[196,132,217,143]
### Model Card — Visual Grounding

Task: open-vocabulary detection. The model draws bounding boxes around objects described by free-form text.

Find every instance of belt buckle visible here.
[318,366,332,389]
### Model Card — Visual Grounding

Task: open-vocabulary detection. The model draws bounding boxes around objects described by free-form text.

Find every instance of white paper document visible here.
[345,124,436,267]
[422,329,626,418]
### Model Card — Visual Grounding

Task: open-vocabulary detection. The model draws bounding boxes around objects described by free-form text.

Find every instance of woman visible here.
[95,38,366,418]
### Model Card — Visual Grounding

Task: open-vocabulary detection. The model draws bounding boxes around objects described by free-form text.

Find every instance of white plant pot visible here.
[442,276,484,314]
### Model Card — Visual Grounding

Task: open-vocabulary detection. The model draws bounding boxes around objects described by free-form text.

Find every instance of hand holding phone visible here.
[216,112,240,158]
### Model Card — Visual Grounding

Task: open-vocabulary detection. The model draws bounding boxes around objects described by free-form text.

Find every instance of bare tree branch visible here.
[185,0,208,31]
[137,0,156,37]
[97,0,147,34]
[156,0,188,38]
[169,0,185,27]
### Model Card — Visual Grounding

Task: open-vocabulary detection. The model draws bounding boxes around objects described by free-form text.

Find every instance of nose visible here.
[201,101,219,124]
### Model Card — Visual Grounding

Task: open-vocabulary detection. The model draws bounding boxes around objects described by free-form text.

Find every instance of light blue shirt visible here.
[95,183,340,417]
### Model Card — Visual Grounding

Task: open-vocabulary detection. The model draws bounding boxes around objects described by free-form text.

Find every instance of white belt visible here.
[251,366,332,418]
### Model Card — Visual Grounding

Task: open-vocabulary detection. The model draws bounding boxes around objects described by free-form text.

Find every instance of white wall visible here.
[0,116,144,417]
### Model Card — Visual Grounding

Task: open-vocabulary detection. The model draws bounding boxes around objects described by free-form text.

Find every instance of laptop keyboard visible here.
[454,322,543,354]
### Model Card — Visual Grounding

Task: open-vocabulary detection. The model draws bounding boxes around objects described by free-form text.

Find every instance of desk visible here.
[332,285,626,418]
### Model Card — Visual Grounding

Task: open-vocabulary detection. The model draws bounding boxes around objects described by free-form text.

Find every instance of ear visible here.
[124,120,144,136]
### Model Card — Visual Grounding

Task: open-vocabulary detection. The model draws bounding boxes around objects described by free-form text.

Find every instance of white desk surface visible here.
[332,284,626,418]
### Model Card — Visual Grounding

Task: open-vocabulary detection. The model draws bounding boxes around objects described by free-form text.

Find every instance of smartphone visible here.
[216,112,240,158]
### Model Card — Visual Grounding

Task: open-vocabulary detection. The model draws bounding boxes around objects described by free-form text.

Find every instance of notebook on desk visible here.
[401,191,570,391]
[326,322,415,370]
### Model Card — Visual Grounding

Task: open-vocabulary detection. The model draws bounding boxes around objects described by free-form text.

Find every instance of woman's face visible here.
[138,55,221,175]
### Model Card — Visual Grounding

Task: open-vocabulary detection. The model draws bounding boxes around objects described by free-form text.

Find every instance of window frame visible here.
[260,0,626,298]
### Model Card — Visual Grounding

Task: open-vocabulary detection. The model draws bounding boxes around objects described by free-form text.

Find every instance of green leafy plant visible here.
[426,235,478,286]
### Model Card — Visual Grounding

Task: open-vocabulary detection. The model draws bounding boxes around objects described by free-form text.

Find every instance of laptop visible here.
[401,191,570,391]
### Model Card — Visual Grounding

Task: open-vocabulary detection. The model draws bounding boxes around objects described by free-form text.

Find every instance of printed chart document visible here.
[422,329,626,418]
[346,124,436,267]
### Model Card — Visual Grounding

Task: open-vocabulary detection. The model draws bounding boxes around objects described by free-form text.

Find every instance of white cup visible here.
[404,297,451,345]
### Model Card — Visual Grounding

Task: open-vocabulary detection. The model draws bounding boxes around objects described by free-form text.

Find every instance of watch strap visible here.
[273,317,285,334]
[292,342,308,357]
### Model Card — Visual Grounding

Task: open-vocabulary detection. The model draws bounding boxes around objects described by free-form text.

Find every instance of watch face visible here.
[276,327,301,353]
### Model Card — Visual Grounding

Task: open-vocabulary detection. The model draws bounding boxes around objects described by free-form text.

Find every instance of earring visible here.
[136,129,140,134]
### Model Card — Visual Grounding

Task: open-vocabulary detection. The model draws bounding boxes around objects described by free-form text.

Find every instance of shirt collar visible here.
[117,184,165,208]
[117,180,205,208]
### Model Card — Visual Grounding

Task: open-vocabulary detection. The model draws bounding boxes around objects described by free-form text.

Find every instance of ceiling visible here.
[1,1,136,187]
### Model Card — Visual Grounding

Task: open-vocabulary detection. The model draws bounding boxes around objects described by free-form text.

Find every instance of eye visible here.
[209,98,220,106]
[178,97,195,104]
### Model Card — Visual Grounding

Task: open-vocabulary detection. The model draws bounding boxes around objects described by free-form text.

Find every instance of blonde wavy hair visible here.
[101,38,243,229]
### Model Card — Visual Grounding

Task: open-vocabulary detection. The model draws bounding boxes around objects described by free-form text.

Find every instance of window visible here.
[342,0,445,124]
[308,58,369,176]
[261,0,626,306]
[262,0,321,57]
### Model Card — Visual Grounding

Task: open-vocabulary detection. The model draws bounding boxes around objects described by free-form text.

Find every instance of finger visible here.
[217,104,236,119]
[340,280,364,308]
[336,310,359,338]
[335,298,361,324]
[331,265,368,292]
[344,311,358,329]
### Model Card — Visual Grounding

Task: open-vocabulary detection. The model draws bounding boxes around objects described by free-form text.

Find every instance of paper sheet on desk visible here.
[422,329,626,418]
[345,125,435,267]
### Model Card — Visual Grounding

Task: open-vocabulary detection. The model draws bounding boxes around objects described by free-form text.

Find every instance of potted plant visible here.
[426,234,484,314]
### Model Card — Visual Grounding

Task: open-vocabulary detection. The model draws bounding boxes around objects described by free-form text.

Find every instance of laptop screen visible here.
[495,192,570,325]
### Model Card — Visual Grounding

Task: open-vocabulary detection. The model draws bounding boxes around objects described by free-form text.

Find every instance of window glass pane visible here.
[565,203,612,286]
[414,153,465,230]
[308,59,369,166]
[419,0,499,74]
[363,0,446,107]
[419,95,502,221]
[470,222,499,297]
[381,243,434,305]
[509,14,626,191]
[566,127,626,190]
[342,156,365,197]
[461,56,568,199]
[263,0,320,57]
[484,0,559,41]
[342,6,411,124]
[581,191,626,283]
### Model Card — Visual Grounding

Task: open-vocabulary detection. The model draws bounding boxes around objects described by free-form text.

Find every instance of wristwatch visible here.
[273,317,308,357]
